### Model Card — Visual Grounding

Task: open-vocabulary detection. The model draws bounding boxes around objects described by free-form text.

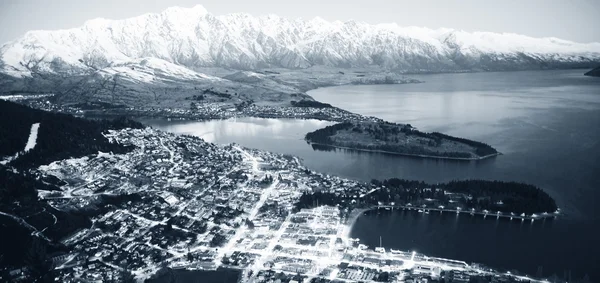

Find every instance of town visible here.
[5,126,550,282]
[15,94,381,124]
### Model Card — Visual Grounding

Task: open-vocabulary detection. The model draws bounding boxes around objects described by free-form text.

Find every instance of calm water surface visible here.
[146,69,600,280]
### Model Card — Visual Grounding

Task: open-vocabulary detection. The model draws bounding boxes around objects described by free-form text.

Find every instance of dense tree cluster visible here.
[1,166,145,274]
[1,167,95,250]
[0,104,32,158]
[429,132,497,157]
[0,101,146,274]
[186,94,206,101]
[295,178,557,215]
[203,88,232,99]
[0,167,78,269]
[69,101,128,110]
[260,174,275,185]
[210,233,228,247]
[0,166,51,205]
[305,121,498,158]
[294,191,342,211]
[290,100,333,108]
[380,179,556,214]
[0,100,143,169]
[23,237,56,283]
[305,122,354,144]
[584,66,600,77]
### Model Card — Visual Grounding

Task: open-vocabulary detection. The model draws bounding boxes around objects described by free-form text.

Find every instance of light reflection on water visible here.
[144,69,600,281]
[145,117,335,152]
[308,69,600,280]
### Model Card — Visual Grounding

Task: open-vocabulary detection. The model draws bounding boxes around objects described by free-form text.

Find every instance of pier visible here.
[367,205,559,221]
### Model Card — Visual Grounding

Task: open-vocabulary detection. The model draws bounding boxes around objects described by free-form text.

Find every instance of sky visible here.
[1,0,599,45]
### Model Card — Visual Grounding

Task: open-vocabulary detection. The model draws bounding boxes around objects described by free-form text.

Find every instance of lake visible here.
[145,69,600,281]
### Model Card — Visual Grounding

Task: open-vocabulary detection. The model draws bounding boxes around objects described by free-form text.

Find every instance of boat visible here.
[390,249,403,254]
[418,209,424,213]
[425,210,430,214]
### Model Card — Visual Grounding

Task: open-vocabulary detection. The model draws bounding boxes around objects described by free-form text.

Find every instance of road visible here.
[215,146,281,265]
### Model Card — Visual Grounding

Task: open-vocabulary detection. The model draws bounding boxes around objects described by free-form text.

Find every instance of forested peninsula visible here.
[305,121,498,160]
[295,178,558,216]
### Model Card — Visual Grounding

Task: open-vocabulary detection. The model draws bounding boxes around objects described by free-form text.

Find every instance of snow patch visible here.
[98,58,223,83]
[1,122,41,164]
[23,123,40,152]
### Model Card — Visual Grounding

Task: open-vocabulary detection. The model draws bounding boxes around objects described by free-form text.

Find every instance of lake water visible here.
[145,69,600,281]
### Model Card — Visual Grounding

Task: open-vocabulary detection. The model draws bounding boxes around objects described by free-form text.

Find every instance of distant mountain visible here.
[584,66,600,77]
[1,5,599,109]
[1,5,599,78]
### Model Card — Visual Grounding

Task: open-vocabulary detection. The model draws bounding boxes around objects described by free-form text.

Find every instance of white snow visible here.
[98,57,223,83]
[0,122,40,165]
[1,5,599,75]
[24,123,40,152]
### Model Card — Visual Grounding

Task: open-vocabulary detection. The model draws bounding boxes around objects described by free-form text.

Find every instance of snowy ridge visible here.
[97,58,224,83]
[1,4,600,77]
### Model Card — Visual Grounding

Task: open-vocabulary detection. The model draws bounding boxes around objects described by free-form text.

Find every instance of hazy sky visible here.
[1,0,599,45]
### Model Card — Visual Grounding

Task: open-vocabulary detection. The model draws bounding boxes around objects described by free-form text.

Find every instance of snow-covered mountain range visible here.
[1,4,600,78]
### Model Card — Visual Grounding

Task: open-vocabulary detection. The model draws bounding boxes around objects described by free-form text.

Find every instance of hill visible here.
[0,100,143,271]
[305,121,498,160]
[584,66,600,77]
[0,100,142,169]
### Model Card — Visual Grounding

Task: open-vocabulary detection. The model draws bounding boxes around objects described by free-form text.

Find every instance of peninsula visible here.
[296,178,558,217]
[0,100,558,283]
[584,66,600,77]
[305,121,499,160]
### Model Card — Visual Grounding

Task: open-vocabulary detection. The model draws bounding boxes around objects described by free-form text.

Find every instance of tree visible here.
[245,219,255,229]
[24,238,55,283]
[119,269,136,283]
[375,271,390,282]
[150,87,170,103]
[0,255,12,282]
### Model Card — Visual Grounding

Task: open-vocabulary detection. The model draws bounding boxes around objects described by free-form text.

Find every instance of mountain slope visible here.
[584,66,600,77]
[1,5,599,77]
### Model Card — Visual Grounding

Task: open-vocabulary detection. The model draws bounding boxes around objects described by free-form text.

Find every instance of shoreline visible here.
[307,141,501,161]
[346,204,559,241]
[364,205,557,220]
[75,104,379,124]
[9,76,567,282]
[343,207,371,239]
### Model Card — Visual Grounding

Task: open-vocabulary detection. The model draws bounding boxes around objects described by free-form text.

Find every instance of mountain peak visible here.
[1,5,599,77]
[162,5,209,17]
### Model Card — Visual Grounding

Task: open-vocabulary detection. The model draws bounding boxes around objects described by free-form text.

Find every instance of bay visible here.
[146,69,600,281]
